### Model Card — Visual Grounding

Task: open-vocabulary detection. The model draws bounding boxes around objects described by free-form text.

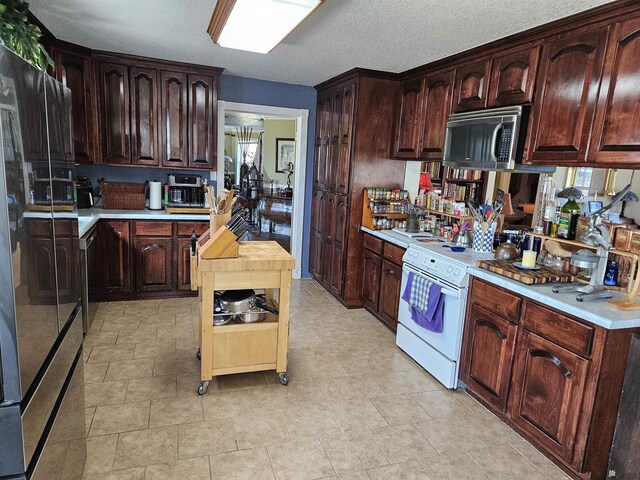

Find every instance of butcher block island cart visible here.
[191,240,294,395]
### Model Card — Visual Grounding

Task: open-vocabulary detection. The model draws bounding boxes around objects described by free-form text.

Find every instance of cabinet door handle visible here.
[386,269,395,275]
[477,319,506,340]
[530,349,572,377]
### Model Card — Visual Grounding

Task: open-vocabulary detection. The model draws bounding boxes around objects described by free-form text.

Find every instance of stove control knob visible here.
[454,268,461,277]
[447,266,454,274]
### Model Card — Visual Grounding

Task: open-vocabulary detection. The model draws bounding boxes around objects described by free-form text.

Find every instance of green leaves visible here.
[0,0,53,70]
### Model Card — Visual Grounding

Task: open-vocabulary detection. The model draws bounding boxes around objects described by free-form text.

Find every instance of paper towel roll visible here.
[149,181,163,210]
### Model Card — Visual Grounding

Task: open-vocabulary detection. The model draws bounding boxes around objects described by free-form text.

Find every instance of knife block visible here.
[199,226,239,259]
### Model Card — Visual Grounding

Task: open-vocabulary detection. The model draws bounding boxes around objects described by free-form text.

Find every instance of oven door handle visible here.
[402,265,462,298]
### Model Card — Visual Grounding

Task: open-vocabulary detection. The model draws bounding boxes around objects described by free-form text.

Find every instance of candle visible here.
[522,250,537,268]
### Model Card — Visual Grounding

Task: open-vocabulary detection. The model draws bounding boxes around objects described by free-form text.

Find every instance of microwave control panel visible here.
[497,124,513,162]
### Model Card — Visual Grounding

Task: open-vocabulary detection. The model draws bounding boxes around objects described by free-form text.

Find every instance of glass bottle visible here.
[557,197,581,240]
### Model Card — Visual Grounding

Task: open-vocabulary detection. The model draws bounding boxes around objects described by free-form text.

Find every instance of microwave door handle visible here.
[490,123,503,163]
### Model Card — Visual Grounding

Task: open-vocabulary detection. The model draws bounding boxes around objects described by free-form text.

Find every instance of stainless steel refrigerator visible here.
[0,45,86,479]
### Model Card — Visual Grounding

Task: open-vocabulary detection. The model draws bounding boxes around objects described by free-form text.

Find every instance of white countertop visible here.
[469,267,640,330]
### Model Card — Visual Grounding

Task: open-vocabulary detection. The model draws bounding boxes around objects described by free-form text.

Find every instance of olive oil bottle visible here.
[557,196,581,240]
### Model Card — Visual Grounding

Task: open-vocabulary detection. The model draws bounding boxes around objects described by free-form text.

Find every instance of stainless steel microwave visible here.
[443,106,554,172]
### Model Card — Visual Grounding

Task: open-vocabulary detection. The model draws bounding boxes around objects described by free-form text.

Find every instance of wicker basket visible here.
[101,182,146,210]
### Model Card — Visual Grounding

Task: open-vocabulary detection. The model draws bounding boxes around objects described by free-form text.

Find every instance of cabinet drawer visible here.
[522,302,594,357]
[177,222,209,237]
[363,233,383,254]
[383,242,405,265]
[27,219,72,237]
[133,221,173,237]
[471,278,521,323]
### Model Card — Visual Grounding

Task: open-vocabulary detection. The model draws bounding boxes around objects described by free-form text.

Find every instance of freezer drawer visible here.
[21,307,82,469]
[30,350,85,480]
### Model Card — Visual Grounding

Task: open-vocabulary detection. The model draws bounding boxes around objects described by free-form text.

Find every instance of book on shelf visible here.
[423,161,442,179]
[446,168,483,180]
[442,182,482,203]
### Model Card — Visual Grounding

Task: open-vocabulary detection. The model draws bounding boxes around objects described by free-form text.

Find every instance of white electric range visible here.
[396,241,493,389]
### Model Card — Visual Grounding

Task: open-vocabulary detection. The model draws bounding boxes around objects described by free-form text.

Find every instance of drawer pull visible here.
[531,349,572,377]
[477,319,506,340]
[386,269,395,275]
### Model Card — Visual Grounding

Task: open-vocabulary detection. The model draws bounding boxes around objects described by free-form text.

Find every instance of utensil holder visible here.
[210,211,232,234]
[473,222,497,253]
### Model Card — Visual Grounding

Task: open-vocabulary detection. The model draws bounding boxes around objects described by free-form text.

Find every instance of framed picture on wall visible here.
[276,138,295,173]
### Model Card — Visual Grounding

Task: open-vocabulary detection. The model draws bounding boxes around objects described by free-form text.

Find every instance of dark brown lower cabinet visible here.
[134,237,174,293]
[462,277,640,480]
[360,233,405,332]
[98,220,132,294]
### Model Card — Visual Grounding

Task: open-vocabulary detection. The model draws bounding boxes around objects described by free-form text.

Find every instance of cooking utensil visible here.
[443,244,466,252]
[213,292,233,326]
[452,229,473,247]
[220,289,256,313]
[494,241,520,260]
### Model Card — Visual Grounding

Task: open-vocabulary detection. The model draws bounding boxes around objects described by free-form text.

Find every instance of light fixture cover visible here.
[213,0,322,54]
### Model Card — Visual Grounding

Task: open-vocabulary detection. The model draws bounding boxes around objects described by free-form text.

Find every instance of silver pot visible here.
[494,241,520,260]
[220,289,256,313]
[452,229,473,247]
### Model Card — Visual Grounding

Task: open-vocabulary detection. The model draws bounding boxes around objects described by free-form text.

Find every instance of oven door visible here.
[397,263,467,361]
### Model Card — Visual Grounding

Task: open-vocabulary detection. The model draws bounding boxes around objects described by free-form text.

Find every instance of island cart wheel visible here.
[197,381,209,395]
[196,348,201,361]
[278,372,289,385]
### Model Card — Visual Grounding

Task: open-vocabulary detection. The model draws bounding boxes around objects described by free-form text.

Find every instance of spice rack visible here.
[361,188,409,230]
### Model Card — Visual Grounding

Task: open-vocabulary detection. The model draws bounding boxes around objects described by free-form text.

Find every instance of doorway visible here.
[217,101,308,279]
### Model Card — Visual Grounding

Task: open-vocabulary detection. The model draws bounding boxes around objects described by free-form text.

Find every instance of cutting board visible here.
[477,259,573,285]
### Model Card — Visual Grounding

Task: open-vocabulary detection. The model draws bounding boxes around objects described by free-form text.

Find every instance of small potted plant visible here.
[0,0,53,70]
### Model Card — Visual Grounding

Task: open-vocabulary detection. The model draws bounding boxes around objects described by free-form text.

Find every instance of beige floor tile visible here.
[83,467,145,480]
[100,318,141,333]
[321,430,388,473]
[177,419,236,458]
[133,340,176,359]
[84,331,119,347]
[214,371,269,390]
[450,390,489,415]
[83,346,93,363]
[329,399,388,432]
[202,389,259,421]
[125,375,177,402]
[85,381,128,408]
[89,401,150,436]
[283,405,342,440]
[289,380,345,409]
[104,358,155,382]
[85,407,96,436]
[411,390,473,418]
[467,445,548,480]
[333,375,385,400]
[116,326,158,345]
[370,423,437,464]
[419,452,489,480]
[511,441,571,480]
[113,425,178,470]
[175,371,204,398]
[84,433,119,475]
[144,456,211,480]
[405,369,448,392]
[268,437,336,480]
[233,410,291,449]
[370,394,431,425]
[366,460,431,480]
[413,418,484,455]
[149,396,203,428]
[137,314,177,328]
[370,372,427,395]
[153,355,199,376]
[249,384,299,411]
[84,362,109,384]
[209,447,275,480]
[456,411,523,447]
[320,471,371,480]
[88,345,135,363]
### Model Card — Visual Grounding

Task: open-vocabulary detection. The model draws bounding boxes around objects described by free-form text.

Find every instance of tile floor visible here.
[82,279,570,480]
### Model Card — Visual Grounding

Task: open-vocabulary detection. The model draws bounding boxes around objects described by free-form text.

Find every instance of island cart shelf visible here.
[191,240,295,395]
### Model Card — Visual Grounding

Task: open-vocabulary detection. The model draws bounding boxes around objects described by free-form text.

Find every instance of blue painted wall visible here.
[218,74,317,278]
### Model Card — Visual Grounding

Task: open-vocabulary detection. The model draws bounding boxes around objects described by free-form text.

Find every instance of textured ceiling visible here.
[30,0,614,86]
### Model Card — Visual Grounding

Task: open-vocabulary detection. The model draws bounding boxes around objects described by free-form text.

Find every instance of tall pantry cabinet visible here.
[309,69,406,308]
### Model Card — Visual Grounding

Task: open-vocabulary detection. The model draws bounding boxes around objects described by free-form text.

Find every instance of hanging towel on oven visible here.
[402,271,444,333]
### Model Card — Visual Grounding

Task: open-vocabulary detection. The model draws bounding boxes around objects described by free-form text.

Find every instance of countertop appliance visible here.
[0,46,86,479]
[397,242,491,388]
[443,106,554,173]
[33,165,74,205]
[79,225,98,333]
[168,174,204,208]
[76,176,94,209]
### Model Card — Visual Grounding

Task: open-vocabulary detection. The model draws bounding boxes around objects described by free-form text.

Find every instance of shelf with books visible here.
[441,166,487,204]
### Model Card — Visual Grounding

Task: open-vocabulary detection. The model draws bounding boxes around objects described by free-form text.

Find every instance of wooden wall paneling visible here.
[419,70,454,159]
[488,46,541,107]
[98,62,130,164]
[453,59,492,112]
[188,74,216,169]
[526,28,608,164]
[161,70,188,167]
[129,66,159,166]
[589,16,640,165]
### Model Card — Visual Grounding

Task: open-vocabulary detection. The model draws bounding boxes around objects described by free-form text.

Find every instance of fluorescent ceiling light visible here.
[208,0,323,54]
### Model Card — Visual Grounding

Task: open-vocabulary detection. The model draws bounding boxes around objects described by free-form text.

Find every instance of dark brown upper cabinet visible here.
[526,28,608,164]
[452,59,492,112]
[161,70,189,168]
[98,62,130,164]
[488,46,540,107]
[394,79,423,158]
[129,67,160,166]
[52,47,97,164]
[313,92,331,190]
[331,82,355,194]
[589,17,640,166]
[188,74,216,169]
[419,70,454,159]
